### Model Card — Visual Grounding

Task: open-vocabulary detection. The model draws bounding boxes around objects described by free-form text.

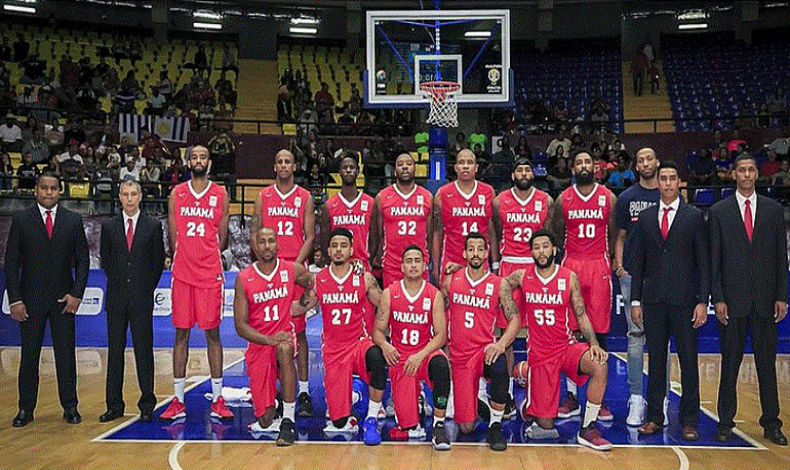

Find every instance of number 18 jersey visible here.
[171,180,225,286]
[388,280,439,357]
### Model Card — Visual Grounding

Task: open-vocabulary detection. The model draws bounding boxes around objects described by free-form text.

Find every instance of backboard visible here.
[365,9,511,108]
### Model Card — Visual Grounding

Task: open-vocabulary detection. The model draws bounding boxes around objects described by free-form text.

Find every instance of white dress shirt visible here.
[37,203,57,226]
[123,209,140,235]
[658,197,680,231]
[735,190,757,228]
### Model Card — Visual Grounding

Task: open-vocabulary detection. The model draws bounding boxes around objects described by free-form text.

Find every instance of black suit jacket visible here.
[100,213,165,314]
[4,204,89,312]
[631,202,710,307]
[709,195,788,318]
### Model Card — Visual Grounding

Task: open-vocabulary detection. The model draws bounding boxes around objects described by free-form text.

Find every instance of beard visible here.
[514,177,533,191]
[468,258,484,269]
[332,259,345,266]
[575,171,594,186]
[638,168,655,180]
[191,166,208,177]
[534,253,555,269]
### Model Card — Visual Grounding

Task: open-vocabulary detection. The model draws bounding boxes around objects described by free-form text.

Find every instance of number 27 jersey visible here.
[172,180,225,285]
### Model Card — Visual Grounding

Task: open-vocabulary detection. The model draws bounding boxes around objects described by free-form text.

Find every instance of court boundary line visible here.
[672,446,690,470]
[168,442,185,470]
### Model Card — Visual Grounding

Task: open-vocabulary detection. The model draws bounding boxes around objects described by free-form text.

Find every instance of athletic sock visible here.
[366,400,381,420]
[434,415,445,425]
[566,379,577,396]
[299,380,310,395]
[174,377,185,402]
[582,402,601,428]
[478,377,488,397]
[490,407,504,425]
[282,401,296,422]
[211,377,223,402]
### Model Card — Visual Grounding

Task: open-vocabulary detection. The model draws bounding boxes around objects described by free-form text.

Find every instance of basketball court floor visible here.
[1,313,788,470]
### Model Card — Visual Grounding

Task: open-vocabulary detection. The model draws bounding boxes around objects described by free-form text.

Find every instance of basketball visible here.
[513,360,529,387]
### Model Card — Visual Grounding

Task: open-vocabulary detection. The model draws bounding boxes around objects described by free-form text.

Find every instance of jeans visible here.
[620,273,670,397]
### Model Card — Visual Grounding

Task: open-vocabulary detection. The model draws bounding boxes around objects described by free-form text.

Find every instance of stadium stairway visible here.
[622,61,676,133]
[234,59,281,135]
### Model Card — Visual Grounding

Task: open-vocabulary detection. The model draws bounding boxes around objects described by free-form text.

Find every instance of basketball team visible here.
[144,144,788,450]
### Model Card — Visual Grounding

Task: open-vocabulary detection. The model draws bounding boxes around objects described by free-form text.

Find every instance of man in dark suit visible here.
[630,160,709,441]
[710,153,788,446]
[5,171,89,427]
[99,180,165,422]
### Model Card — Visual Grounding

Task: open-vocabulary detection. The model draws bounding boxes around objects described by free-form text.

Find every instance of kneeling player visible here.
[374,245,451,450]
[503,230,612,451]
[443,233,521,451]
[297,228,387,445]
[233,227,314,446]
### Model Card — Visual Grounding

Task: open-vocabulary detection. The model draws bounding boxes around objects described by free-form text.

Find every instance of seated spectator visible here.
[766,87,787,125]
[163,158,189,189]
[594,150,615,183]
[147,88,166,116]
[473,143,490,172]
[759,148,781,182]
[91,68,106,96]
[771,159,790,187]
[193,45,209,77]
[337,107,355,135]
[514,135,531,159]
[314,82,335,122]
[492,135,515,165]
[690,149,715,186]
[712,149,733,184]
[606,156,636,188]
[13,34,29,62]
[553,101,569,124]
[140,158,161,197]
[0,151,13,190]
[57,142,84,165]
[468,126,488,151]
[115,87,135,113]
[306,162,326,202]
[16,150,39,190]
[727,131,746,153]
[546,133,571,157]
[91,157,114,198]
[120,70,141,96]
[22,130,50,164]
[222,44,238,75]
[20,54,46,85]
[17,86,37,111]
[547,156,572,190]
[348,86,363,116]
[0,116,23,152]
[21,115,40,142]
[119,159,139,181]
[769,132,789,158]
[76,85,98,112]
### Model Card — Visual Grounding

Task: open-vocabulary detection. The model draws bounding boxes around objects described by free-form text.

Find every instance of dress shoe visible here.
[63,407,82,424]
[638,421,663,435]
[12,409,34,427]
[715,427,733,442]
[139,412,153,422]
[99,409,124,423]
[763,427,788,446]
[682,425,698,441]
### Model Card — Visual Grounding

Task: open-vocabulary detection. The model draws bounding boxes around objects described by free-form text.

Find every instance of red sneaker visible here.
[211,396,235,419]
[597,403,614,422]
[577,425,612,451]
[557,394,580,418]
[160,397,186,420]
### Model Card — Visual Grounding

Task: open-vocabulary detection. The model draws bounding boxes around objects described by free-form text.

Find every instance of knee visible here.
[489,355,508,378]
[204,328,221,343]
[591,361,608,379]
[175,329,190,343]
[365,345,386,369]
[275,342,294,364]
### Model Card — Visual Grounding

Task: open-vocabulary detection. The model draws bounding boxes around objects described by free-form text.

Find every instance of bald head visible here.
[274,148,296,181]
[454,148,478,182]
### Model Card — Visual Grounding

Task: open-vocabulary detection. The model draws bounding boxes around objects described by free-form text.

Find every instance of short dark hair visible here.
[734,152,757,167]
[36,170,60,185]
[401,244,424,261]
[340,150,359,167]
[571,150,591,165]
[464,232,487,249]
[329,227,353,244]
[529,229,555,249]
[657,160,679,174]
[512,157,532,173]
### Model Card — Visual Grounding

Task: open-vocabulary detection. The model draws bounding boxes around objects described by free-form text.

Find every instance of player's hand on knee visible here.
[484,342,505,365]
[382,342,400,366]
[589,345,608,364]
[272,331,294,345]
[403,354,422,376]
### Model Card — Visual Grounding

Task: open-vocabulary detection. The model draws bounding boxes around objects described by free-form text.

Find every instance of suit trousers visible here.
[18,302,77,411]
[105,302,156,414]
[643,302,700,427]
[717,311,781,431]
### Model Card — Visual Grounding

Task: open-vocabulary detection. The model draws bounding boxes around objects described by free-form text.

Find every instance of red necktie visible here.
[661,207,671,240]
[45,210,53,239]
[126,218,134,252]
[744,199,753,243]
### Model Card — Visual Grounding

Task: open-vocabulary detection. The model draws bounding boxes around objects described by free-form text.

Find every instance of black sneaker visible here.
[477,397,491,421]
[276,418,295,446]
[298,392,314,418]
[432,421,451,451]
[503,395,516,420]
[487,422,507,451]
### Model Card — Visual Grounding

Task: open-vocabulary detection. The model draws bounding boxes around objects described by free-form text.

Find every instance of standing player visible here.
[371,152,432,288]
[431,149,495,283]
[442,233,521,451]
[373,245,451,450]
[254,149,316,417]
[297,228,387,445]
[162,145,234,420]
[551,150,617,420]
[503,230,612,451]
[233,227,314,446]
[491,157,553,413]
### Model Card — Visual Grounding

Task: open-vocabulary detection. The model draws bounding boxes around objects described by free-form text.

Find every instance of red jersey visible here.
[497,187,550,262]
[446,268,501,362]
[379,184,432,269]
[315,266,369,352]
[521,265,576,366]
[258,184,311,262]
[438,181,495,267]
[560,183,612,259]
[239,259,296,341]
[171,180,225,285]
[326,191,374,267]
[388,280,439,357]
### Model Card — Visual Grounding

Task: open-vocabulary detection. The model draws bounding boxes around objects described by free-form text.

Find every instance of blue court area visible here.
[97,314,758,448]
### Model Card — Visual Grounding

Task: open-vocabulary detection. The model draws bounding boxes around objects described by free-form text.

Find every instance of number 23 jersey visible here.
[171,180,225,285]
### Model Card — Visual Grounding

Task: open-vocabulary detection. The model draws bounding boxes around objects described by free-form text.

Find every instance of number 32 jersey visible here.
[171,180,225,286]
[379,184,432,273]
[259,184,311,262]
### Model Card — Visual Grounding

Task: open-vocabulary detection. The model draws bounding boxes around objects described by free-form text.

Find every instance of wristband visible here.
[491,261,500,271]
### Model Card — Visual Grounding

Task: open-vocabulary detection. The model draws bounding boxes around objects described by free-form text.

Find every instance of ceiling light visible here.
[289,26,317,35]
[678,23,708,30]
[193,22,222,30]
[193,10,222,20]
[3,4,36,13]
[465,31,492,38]
[291,17,319,25]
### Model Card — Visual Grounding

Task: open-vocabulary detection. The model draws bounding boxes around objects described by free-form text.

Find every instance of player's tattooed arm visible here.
[293,263,315,292]
[441,273,452,310]
[569,272,599,347]
[504,269,526,290]
[607,192,618,258]
[251,190,263,238]
[430,194,443,281]
[490,196,501,266]
[551,196,565,251]
[373,288,399,366]
[497,281,521,347]
[544,195,556,232]
[365,272,383,308]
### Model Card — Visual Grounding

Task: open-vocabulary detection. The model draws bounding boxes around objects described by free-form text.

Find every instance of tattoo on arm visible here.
[504,270,524,290]
[499,281,518,321]
[570,273,597,344]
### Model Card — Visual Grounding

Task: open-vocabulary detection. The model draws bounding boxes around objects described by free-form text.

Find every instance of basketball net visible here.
[420,81,460,128]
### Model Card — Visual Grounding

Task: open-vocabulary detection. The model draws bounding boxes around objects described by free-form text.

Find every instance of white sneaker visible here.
[249,418,281,433]
[323,417,359,435]
[663,397,669,426]
[626,395,646,427]
[385,396,396,418]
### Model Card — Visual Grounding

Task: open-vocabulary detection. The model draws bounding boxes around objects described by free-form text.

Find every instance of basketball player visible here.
[431,149,495,283]
[371,152,432,288]
[503,230,612,451]
[442,232,521,451]
[491,157,553,415]
[296,228,388,445]
[373,245,451,450]
[253,149,316,417]
[233,227,314,446]
[320,151,375,332]
[162,145,234,420]
[551,150,617,420]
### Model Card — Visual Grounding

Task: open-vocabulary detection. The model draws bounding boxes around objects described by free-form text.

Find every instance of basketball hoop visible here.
[419,81,460,128]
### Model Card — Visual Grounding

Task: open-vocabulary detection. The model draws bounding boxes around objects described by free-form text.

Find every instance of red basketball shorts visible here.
[390,349,446,429]
[450,348,489,425]
[171,277,223,330]
[245,336,297,418]
[561,256,612,333]
[525,342,590,419]
[496,260,532,329]
[322,337,375,421]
